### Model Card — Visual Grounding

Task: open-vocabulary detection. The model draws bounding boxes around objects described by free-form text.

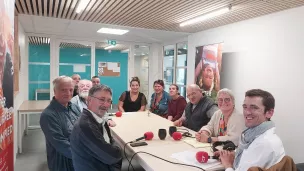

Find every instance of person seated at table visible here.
[217,89,285,171]
[40,76,81,171]
[167,84,187,122]
[70,85,122,171]
[91,76,101,86]
[71,79,92,112]
[71,74,81,97]
[71,80,116,127]
[150,79,170,117]
[118,77,147,112]
[195,88,245,145]
[173,84,218,131]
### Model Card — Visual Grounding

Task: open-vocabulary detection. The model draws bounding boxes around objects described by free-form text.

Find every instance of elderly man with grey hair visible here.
[71,79,92,112]
[195,88,246,145]
[40,76,81,171]
[174,84,219,132]
[70,84,122,171]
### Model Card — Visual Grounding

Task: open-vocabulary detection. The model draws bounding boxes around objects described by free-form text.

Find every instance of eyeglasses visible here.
[217,98,231,103]
[90,96,112,104]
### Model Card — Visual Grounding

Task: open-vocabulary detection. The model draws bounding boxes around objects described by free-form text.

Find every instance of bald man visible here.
[173,84,218,132]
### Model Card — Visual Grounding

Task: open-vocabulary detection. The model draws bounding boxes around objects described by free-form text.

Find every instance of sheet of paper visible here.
[73,64,86,72]
[171,150,221,170]
[113,67,120,72]
[107,62,117,70]
[183,138,212,148]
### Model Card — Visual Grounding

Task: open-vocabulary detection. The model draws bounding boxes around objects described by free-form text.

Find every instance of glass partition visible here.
[59,42,91,80]
[176,42,187,97]
[28,36,51,126]
[163,45,175,93]
[134,45,149,98]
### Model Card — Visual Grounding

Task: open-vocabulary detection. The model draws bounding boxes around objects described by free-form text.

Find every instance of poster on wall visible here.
[98,62,120,77]
[194,43,223,101]
[0,0,15,171]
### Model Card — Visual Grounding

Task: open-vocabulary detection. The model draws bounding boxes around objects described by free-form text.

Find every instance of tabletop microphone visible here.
[196,151,218,163]
[172,132,182,141]
[115,111,122,117]
[131,132,154,143]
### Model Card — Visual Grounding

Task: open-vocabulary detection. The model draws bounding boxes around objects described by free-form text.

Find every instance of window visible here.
[163,43,187,97]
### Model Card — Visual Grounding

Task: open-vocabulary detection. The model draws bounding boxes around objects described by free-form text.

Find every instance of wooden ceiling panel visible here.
[16,0,304,33]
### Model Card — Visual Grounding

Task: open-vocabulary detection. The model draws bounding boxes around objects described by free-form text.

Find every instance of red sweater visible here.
[167,96,187,121]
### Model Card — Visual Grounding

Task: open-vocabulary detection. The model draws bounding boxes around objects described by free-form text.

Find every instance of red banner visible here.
[0,0,15,170]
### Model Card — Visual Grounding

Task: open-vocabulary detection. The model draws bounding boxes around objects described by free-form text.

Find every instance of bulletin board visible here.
[98,62,120,77]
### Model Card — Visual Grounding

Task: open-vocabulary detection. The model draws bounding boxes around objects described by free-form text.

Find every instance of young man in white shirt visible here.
[218,89,285,171]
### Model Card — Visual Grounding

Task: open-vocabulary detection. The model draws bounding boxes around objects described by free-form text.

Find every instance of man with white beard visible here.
[71,79,92,112]
[71,79,116,127]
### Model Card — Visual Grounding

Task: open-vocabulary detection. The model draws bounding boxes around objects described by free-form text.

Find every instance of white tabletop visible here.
[18,100,50,112]
[111,111,224,171]
[35,89,50,93]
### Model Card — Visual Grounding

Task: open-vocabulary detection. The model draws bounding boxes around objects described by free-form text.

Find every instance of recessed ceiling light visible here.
[180,6,231,27]
[97,28,129,35]
[76,0,90,13]
[104,45,115,50]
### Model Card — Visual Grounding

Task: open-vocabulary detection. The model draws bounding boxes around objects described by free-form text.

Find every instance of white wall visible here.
[187,6,304,163]
[14,22,29,163]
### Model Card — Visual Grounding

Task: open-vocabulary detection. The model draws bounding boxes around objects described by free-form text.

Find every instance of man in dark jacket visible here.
[40,76,81,171]
[174,84,218,131]
[70,84,122,171]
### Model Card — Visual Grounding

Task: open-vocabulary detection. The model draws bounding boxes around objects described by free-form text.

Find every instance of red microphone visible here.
[172,132,182,141]
[196,151,218,163]
[144,132,154,140]
[131,132,154,143]
[115,111,122,117]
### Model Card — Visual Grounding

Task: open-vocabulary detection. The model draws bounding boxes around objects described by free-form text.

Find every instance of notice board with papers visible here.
[98,62,120,77]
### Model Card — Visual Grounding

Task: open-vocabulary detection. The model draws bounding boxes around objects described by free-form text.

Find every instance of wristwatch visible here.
[207,137,212,143]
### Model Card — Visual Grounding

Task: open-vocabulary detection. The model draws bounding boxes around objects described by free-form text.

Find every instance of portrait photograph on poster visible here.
[194,43,223,101]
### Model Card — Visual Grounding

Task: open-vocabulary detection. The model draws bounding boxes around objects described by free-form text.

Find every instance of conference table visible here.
[110,111,224,171]
[18,100,50,153]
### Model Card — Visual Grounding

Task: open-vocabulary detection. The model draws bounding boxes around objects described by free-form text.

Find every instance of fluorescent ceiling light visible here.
[104,45,115,50]
[97,28,129,35]
[121,49,129,53]
[76,0,90,13]
[180,6,231,27]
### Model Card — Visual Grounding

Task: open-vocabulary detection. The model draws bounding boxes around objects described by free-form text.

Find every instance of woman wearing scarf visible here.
[195,88,245,145]
[149,80,170,117]
[218,89,285,171]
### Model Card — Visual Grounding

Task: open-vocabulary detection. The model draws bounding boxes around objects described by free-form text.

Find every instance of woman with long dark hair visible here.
[118,77,147,112]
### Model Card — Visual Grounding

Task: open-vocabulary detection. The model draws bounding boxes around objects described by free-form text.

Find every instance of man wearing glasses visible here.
[71,79,115,127]
[70,85,122,171]
[217,89,285,171]
[174,84,218,131]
